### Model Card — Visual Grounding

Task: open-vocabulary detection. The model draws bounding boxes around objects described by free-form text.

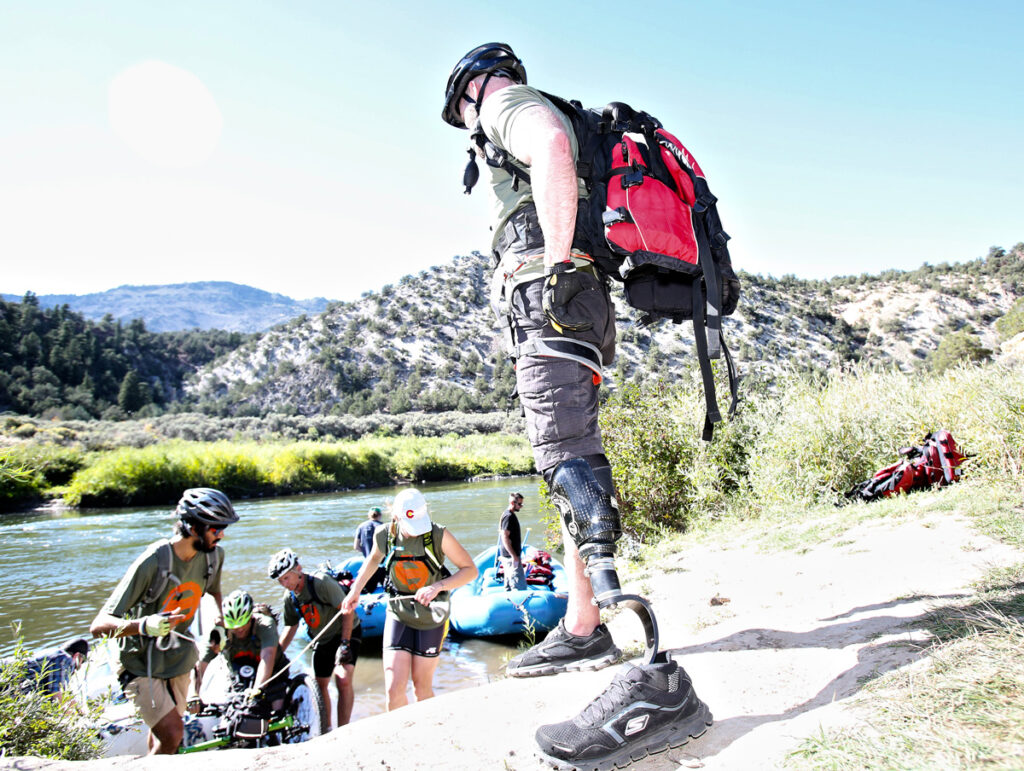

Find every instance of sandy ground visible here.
[8,503,1021,771]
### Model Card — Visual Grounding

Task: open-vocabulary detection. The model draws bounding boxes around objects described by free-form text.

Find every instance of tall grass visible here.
[599,362,1024,539]
[62,435,535,507]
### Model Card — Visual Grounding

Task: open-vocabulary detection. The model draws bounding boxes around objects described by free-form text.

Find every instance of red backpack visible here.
[845,430,971,502]
[471,95,740,440]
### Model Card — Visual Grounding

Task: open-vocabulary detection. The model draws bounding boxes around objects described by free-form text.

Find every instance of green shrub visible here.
[0,633,103,760]
[0,452,45,511]
[995,297,1024,341]
[2,444,87,486]
[929,329,991,373]
[600,371,753,541]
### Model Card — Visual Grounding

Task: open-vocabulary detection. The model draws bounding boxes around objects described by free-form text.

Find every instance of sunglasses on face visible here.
[208,526,226,536]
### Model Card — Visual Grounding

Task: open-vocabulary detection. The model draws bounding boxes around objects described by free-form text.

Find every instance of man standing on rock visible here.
[90,488,237,754]
[443,43,712,768]
[498,492,527,591]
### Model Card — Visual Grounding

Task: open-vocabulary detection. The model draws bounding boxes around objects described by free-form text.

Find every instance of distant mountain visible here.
[2,282,331,333]
[186,245,1024,418]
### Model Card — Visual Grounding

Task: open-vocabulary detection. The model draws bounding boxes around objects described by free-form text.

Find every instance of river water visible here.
[0,477,548,723]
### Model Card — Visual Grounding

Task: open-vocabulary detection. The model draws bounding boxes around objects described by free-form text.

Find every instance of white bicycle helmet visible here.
[267,548,299,579]
[176,488,239,528]
[223,590,254,629]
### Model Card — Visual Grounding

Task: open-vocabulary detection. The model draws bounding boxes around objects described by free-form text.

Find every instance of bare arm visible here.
[340,606,354,639]
[279,624,299,652]
[255,645,276,688]
[341,540,385,613]
[507,104,579,268]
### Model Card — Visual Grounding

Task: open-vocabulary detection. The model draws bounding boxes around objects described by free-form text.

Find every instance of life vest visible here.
[382,523,451,596]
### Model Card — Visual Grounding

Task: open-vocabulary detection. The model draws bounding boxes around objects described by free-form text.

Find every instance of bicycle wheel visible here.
[284,673,327,741]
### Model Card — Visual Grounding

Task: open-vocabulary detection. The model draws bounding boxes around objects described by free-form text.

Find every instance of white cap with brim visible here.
[393,488,431,536]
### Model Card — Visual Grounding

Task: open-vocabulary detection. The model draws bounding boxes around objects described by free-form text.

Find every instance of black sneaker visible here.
[507,620,620,678]
[535,659,712,770]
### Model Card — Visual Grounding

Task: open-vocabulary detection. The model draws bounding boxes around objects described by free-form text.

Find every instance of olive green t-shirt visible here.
[281,573,360,643]
[478,84,588,251]
[102,539,223,679]
[202,611,287,676]
[375,523,451,630]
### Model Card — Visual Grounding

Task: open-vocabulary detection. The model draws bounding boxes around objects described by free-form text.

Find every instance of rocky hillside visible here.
[2,282,330,333]
[187,245,1024,417]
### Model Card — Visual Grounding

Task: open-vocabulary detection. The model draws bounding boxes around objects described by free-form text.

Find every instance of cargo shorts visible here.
[509,272,617,475]
[122,672,190,728]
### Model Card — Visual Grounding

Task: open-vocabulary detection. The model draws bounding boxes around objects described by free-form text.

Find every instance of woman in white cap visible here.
[343,487,477,711]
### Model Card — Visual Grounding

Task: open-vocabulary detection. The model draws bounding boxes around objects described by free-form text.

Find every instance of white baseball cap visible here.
[393,488,431,536]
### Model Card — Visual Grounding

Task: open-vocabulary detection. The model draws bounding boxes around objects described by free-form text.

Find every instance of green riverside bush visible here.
[0,635,103,760]
[0,452,45,511]
[62,435,535,507]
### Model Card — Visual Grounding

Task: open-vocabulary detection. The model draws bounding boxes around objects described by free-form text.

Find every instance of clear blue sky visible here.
[2,0,1021,301]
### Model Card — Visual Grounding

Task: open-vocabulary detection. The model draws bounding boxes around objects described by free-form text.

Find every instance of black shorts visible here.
[312,628,362,677]
[383,614,448,658]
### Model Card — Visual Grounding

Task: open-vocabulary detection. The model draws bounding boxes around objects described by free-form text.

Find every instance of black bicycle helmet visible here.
[175,487,239,528]
[442,42,526,128]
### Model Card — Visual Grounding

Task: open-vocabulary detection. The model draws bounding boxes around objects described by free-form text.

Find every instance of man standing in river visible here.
[353,505,386,593]
[90,488,238,755]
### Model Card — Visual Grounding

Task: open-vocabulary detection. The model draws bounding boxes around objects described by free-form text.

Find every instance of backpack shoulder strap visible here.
[382,521,400,573]
[306,574,322,606]
[205,548,219,583]
[421,529,443,574]
[140,539,175,606]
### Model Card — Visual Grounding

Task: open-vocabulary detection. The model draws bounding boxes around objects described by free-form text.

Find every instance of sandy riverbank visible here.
[9,500,1021,771]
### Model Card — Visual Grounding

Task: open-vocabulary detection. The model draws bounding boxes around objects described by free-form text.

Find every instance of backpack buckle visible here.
[602,207,630,226]
[621,162,644,188]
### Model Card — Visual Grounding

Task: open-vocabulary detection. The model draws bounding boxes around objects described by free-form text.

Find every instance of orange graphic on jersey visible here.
[160,581,202,625]
[301,603,321,628]
[393,560,430,592]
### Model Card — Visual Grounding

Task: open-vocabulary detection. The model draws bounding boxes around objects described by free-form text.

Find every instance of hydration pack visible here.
[471,93,740,439]
[845,430,971,502]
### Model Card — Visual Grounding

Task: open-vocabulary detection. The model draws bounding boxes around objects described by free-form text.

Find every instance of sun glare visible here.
[108,60,223,168]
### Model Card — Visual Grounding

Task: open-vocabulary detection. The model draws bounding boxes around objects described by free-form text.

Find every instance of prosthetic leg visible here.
[549,457,664,665]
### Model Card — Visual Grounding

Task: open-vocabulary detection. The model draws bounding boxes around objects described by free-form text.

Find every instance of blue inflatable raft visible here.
[329,556,387,639]
[449,546,568,637]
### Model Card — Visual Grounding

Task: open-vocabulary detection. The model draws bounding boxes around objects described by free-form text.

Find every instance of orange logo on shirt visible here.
[301,603,321,628]
[393,560,430,592]
[161,581,202,624]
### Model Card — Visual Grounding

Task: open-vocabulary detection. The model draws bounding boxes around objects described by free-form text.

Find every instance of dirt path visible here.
[11,506,1021,771]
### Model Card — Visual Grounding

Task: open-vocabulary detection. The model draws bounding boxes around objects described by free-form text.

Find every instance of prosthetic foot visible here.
[549,457,664,665]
